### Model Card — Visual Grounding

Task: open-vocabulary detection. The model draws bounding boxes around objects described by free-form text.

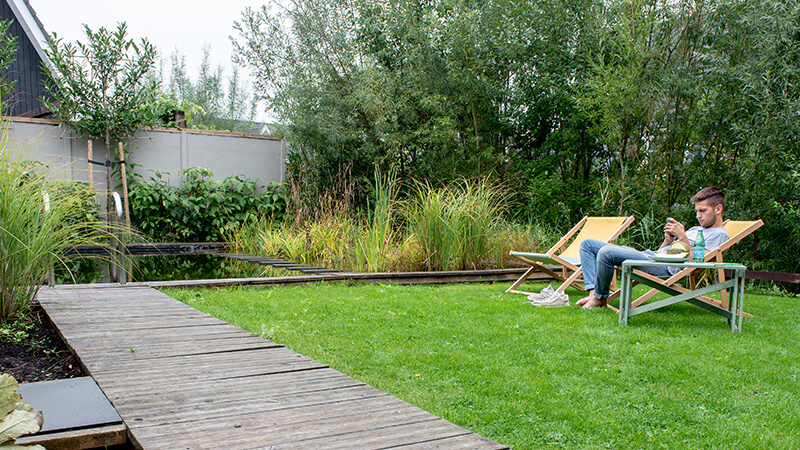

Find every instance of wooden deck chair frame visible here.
[606,219,764,313]
[506,216,635,296]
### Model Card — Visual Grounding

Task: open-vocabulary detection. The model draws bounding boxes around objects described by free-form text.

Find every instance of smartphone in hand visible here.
[665,218,676,236]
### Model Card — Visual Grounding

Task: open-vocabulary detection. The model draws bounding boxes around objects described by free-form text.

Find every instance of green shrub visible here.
[129,167,286,242]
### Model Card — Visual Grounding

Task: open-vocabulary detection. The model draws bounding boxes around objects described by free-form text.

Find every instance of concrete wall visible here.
[3,117,287,188]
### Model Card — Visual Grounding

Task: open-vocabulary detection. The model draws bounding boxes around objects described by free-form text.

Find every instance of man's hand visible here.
[664,218,686,240]
[663,218,691,249]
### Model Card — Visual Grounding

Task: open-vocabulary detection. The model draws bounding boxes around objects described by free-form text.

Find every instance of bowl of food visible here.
[649,241,692,262]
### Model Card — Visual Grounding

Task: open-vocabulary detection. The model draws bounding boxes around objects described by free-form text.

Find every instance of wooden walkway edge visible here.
[69,267,552,291]
[37,285,508,449]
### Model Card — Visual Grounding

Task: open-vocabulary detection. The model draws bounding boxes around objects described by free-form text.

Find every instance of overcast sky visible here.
[29,0,271,119]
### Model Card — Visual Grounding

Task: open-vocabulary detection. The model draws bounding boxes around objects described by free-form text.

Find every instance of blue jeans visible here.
[578,239,671,299]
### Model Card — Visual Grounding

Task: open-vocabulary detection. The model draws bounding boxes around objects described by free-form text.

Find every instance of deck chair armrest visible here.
[607,216,636,242]
[549,254,580,271]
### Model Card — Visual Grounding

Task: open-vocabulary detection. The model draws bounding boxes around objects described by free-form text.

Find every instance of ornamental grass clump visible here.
[0,127,112,323]
[353,169,400,272]
[405,179,507,271]
[228,174,551,272]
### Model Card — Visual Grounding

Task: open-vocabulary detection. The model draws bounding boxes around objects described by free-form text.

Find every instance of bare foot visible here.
[581,296,607,309]
[576,290,595,307]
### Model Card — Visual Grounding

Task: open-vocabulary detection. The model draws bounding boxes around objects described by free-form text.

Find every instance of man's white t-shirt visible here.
[685,226,729,251]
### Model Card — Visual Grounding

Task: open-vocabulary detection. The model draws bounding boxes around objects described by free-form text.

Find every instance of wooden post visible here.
[173,109,186,128]
[118,142,131,229]
[87,140,93,191]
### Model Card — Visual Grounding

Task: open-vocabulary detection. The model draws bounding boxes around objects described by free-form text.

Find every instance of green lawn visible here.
[164,282,800,449]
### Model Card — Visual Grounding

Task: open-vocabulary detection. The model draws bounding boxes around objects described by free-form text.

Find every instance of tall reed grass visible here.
[404,179,507,271]
[0,125,114,322]
[229,174,559,273]
[354,169,400,272]
[621,210,664,250]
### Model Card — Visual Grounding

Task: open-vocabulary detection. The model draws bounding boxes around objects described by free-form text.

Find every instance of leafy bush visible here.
[129,167,286,242]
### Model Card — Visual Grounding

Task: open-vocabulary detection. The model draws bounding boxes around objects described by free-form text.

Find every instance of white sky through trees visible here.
[29,0,269,121]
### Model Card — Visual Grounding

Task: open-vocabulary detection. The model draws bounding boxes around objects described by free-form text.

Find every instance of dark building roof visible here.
[0,0,54,117]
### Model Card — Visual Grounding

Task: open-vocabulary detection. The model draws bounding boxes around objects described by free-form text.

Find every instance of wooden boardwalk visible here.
[37,285,507,449]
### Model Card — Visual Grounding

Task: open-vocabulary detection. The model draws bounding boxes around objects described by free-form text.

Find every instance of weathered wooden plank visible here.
[394,434,509,450]
[275,418,477,450]
[39,313,225,324]
[104,375,363,413]
[89,359,328,388]
[65,338,282,359]
[97,367,352,399]
[129,397,434,448]
[86,356,327,383]
[119,386,393,431]
[43,304,201,312]
[63,330,254,346]
[14,423,128,450]
[84,345,321,370]
[53,325,254,343]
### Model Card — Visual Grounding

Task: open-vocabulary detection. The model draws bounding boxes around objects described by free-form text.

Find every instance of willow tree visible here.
[165,47,258,132]
[232,0,521,209]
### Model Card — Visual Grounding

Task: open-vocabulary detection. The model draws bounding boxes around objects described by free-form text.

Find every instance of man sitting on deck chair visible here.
[577,187,730,309]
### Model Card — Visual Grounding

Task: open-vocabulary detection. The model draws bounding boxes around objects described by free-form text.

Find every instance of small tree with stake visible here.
[41,22,158,225]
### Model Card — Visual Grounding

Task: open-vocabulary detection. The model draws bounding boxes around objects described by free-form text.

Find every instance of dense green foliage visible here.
[233,0,800,273]
[0,20,18,113]
[168,282,800,449]
[129,167,286,242]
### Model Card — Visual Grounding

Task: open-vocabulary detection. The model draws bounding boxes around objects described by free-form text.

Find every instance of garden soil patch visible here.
[1,305,84,383]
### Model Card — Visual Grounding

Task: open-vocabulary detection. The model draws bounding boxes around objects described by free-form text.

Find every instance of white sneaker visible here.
[527,285,555,301]
[525,285,569,307]
[533,291,569,307]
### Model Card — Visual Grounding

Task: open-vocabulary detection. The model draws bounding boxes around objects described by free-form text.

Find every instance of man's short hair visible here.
[691,186,726,209]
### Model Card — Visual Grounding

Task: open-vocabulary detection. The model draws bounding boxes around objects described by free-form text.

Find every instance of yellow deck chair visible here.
[607,219,764,312]
[506,216,635,296]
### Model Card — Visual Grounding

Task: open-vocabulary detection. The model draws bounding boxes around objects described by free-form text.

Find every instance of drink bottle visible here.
[693,230,705,262]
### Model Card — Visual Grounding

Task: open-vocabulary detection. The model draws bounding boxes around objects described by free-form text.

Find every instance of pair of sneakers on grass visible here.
[525,285,569,307]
